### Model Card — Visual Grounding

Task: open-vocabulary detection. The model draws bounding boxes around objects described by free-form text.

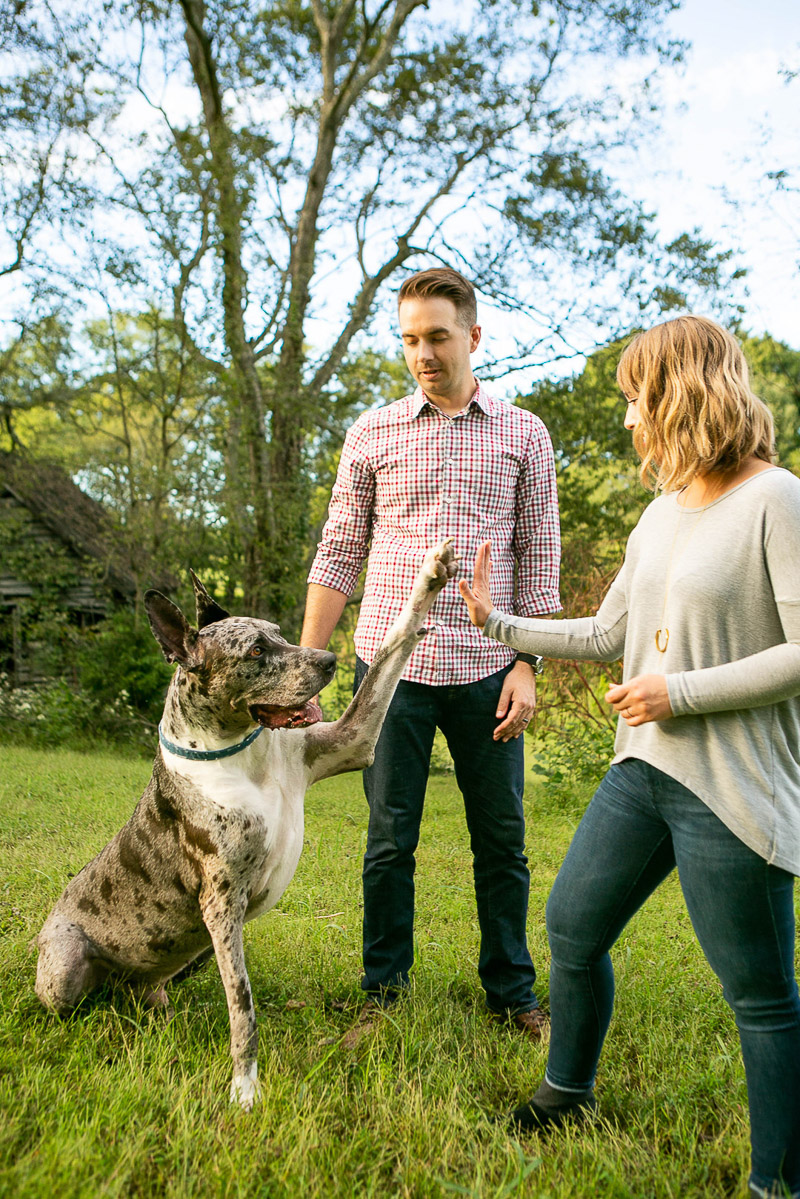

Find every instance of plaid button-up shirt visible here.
[308,383,562,685]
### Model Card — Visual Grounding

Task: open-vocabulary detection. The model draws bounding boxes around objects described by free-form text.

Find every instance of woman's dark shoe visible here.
[509,1078,597,1131]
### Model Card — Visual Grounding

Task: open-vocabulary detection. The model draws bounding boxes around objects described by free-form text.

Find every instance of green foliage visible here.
[0,506,84,604]
[530,722,615,811]
[0,603,170,754]
[72,609,172,723]
[742,331,800,472]
[0,676,156,754]
[519,339,646,589]
[0,505,92,678]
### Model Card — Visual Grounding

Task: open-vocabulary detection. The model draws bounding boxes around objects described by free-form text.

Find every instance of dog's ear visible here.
[189,569,231,629]
[145,590,202,667]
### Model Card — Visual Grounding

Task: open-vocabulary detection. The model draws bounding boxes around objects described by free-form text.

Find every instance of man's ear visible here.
[144,591,202,667]
[190,569,231,629]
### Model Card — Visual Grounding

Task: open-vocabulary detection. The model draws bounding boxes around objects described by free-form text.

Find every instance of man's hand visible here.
[459,540,494,629]
[606,675,672,726]
[494,660,537,741]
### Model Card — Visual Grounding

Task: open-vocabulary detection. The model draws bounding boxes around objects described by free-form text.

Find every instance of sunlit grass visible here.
[0,744,765,1197]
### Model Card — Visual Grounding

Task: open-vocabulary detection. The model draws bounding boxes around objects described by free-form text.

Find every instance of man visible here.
[301,267,561,1035]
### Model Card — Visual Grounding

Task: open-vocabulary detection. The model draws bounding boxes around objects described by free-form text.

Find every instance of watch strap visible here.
[515,652,544,674]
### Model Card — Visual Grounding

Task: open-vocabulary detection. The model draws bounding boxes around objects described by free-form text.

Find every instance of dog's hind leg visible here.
[129,980,174,1018]
[35,919,109,1014]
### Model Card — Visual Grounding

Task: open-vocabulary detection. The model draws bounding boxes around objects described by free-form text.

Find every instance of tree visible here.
[742,332,800,474]
[3,0,741,625]
[1,309,226,594]
[519,340,642,732]
[520,340,644,581]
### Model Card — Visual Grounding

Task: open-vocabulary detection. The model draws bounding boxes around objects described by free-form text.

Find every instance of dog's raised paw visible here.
[423,538,458,591]
[437,538,459,579]
[230,1063,262,1111]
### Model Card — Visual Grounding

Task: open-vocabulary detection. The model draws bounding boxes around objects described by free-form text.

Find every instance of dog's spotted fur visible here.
[35,540,457,1109]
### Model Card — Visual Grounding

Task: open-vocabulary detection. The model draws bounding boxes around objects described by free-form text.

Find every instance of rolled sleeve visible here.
[307,418,375,596]
[512,417,562,617]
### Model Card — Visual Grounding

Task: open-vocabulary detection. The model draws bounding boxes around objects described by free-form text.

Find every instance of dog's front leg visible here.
[304,539,458,782]
[200,889,261,1110]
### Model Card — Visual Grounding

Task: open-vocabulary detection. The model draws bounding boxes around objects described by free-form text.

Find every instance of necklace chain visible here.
[655,504,707,653]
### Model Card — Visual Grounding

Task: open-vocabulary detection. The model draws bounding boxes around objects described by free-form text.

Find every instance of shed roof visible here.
[0,450,175,598]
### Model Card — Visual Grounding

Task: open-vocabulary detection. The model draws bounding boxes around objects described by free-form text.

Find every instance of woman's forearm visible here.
[667,642,800,715]
[483,607,627,664]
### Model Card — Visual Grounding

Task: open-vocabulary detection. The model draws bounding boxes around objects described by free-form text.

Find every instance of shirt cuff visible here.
[483,609,505,642]
[666,674,691,717]
[307,554,361,595]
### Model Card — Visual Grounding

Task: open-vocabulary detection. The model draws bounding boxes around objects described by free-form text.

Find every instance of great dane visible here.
[35,539,457,1108]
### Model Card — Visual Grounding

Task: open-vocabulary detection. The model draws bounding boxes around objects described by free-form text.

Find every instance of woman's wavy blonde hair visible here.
[616,315,775,493]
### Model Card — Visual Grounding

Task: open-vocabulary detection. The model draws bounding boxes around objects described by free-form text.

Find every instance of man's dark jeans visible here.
[545,758,800,1194]
[354,657,538,1015]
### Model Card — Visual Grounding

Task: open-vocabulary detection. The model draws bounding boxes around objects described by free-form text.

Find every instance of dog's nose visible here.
[318,650,336,677]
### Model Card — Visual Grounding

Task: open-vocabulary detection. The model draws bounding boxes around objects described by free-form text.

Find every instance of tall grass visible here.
[0,744,762,1197]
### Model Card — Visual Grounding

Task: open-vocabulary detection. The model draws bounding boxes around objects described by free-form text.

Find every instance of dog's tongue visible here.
[251,700,323,730]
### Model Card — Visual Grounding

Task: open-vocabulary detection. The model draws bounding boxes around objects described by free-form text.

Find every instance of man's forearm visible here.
[300,583,349,649]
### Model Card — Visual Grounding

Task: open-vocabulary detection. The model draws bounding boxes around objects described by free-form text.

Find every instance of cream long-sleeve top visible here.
[483,467,800,875]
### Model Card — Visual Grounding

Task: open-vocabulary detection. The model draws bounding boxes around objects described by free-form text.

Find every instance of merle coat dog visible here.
[35,540,457,1108]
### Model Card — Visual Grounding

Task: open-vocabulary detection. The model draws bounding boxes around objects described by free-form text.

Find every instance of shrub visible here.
[73,608,172,724]
[529,718,615,811]
[0,609,171,754]
[0,673,156,754]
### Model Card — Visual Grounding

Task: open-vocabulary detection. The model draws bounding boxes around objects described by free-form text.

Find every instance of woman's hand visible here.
[606,675,673,725]
[459,540,494,629]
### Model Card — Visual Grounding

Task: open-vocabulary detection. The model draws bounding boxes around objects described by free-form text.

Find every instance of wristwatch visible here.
[515,652,544,674]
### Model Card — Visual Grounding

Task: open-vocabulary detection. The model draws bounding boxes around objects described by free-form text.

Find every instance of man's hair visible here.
[617,315,775,493]
[397,267,478,329]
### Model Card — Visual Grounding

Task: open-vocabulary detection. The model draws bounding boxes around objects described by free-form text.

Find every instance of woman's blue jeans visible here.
[545,758,800,1193]
[353,657,538,1014]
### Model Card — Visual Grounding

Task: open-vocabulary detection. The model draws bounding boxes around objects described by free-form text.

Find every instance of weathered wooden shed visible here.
[0,450,169,685]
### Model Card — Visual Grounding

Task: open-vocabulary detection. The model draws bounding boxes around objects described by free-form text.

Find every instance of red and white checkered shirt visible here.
[308,383,562,685]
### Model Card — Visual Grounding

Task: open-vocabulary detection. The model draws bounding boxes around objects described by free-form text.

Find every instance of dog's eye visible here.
[249,647,264,658]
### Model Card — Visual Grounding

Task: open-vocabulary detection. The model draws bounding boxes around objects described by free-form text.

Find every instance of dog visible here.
[35,539,457,1108]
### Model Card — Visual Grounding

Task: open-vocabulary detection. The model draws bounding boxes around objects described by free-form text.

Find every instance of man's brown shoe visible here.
[510,1008,550,1042]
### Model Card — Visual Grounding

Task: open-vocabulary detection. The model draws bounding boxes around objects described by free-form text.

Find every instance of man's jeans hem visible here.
[749,1177,800,1199]
[486,1000,541,1018]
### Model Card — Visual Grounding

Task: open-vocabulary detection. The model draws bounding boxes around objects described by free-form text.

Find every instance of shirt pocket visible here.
[373,451,440,527]
[462,445,521,527]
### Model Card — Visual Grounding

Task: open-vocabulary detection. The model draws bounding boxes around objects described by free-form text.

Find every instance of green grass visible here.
[0,744,763,1197]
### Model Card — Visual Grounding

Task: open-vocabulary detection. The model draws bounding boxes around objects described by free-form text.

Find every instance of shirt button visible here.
[443,496,452,504]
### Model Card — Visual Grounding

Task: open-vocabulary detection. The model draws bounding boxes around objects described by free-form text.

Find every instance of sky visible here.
[623,0,798,344]
[453,0,800,394]
[2,0,796,393]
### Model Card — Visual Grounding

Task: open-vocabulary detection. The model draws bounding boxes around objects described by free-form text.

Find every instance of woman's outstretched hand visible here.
[459,540,494,629]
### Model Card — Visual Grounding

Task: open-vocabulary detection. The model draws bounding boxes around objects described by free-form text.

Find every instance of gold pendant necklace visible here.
[655,503,706,654]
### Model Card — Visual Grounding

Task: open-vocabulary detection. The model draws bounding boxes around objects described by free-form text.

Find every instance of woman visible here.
[459,315,800,1199]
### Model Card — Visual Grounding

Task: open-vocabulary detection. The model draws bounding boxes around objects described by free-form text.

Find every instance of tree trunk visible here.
[180,0,279,616]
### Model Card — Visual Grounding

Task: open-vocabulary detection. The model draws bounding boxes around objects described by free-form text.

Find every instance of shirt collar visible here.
[407,381,497,419]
